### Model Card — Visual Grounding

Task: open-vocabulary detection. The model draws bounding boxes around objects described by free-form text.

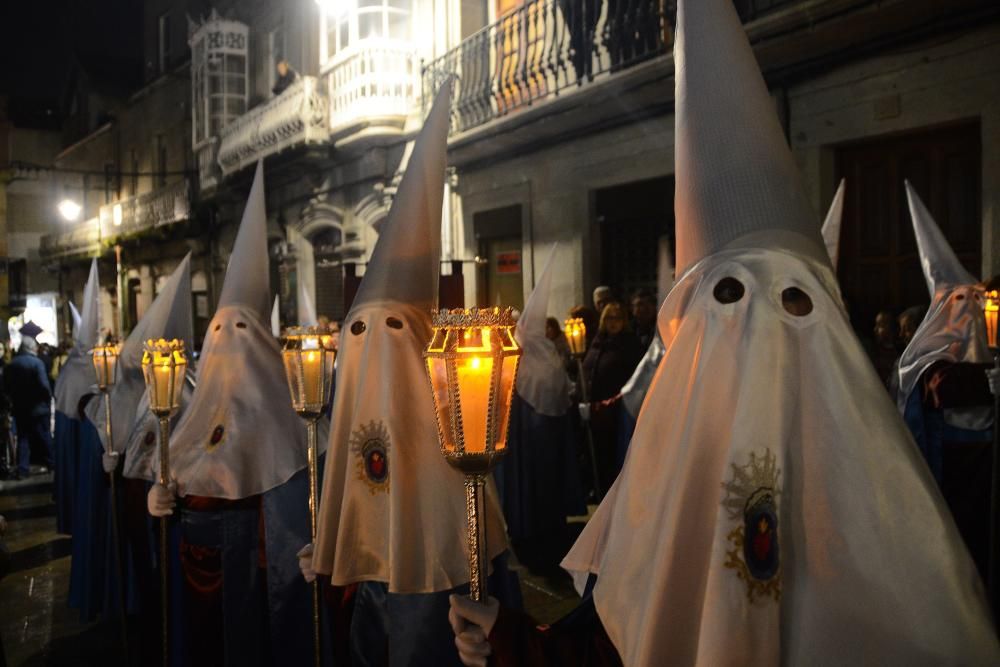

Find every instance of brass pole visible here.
[306,418,321,667]
[104,391,129,662]
[576,356,603,499]
[464,474,487,602]
[158,415,171,667]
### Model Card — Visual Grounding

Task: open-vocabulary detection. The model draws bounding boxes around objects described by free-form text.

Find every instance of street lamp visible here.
[58,199,82,221]
[424,307,520,601]
[280,326,336,667]
[563,316,602,499]
[141,338,187,667]
[113,203,123,227]
[91,341,127,658]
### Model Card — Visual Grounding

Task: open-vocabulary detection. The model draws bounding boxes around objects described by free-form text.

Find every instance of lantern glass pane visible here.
[494,354,519,452]
[170,361,185,411]
[301,347,324,406]
[456,355,493,453]
[283,348,304,408]
[426,356,456,452]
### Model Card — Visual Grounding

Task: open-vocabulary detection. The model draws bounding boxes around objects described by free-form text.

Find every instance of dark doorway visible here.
[595,176,674,301]
[835,121,981,332]
[310,226,345,321]
[474,204,524,310]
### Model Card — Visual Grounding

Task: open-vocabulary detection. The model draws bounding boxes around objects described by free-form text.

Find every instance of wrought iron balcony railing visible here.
[422,0,672,134]
[216,75,330,176]
[323,41,420,135]
[98,178,192,238]
[40,218,101,262]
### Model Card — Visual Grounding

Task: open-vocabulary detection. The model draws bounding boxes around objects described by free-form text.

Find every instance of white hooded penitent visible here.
[312,81,507,593]
[896,181,991,414]
[167,162,316,499]
[821,179,845,269]
[69,301,82,335]
[561,0,998,664]
[271,295,281,337]
[299,281,318,327]
[514,245,571,417]
[87,253,193,463]
[55,259,101,417]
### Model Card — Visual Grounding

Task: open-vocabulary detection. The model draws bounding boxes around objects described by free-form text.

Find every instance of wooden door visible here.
[835,122,981,331]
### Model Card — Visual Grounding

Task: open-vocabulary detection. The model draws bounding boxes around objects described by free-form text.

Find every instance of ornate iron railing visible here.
[98,178,192,238]
[216,75,329,176]
[323,42,420,133]
[40,218,101,261]
[423,0,672,133]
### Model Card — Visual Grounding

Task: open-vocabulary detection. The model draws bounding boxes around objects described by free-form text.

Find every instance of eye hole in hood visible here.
[386,317,403,330]
[351,320,366,335]
[714,277,745,304]
[781,287,813,316]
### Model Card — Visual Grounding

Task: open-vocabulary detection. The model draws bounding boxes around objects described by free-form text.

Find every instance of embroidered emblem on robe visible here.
[722,448,781,603]
[350,420,390,494]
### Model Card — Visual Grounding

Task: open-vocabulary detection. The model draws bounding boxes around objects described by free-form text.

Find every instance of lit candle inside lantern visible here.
[563,317,587,356]
[456,354,491,453]
[985,289,999,350]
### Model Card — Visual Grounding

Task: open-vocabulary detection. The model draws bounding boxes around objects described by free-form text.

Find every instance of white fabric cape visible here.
[55,259,100,417]
[562,247,998,665]
[514,246,571,417]
[123,375,194,482]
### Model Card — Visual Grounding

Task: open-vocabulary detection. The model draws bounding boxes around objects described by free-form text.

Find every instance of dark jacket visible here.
[272,68,299,96]
[4,352,52,418]
[581,331,644,402]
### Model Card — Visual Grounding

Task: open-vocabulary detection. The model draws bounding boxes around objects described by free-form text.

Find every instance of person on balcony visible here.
[446,0,1000,663]
[272,58,299,96]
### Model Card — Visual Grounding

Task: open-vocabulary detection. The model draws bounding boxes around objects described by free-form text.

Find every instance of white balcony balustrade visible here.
[216,76,330,176]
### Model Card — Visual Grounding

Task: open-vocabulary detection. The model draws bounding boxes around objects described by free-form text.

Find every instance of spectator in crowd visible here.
[545,316,572,370]
[898,305,925,348]
[272,58,299,96]
[592,286,612,315]
[629,287,658,350]
[3,336,53,479]
[870,310,898,386]
[580,302,643,494]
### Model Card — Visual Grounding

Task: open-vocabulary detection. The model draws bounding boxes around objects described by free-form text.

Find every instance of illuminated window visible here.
[321,0,413,63]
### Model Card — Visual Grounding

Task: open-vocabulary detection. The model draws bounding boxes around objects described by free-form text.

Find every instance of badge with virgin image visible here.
[722,448,781,603]
[350,420,390,494]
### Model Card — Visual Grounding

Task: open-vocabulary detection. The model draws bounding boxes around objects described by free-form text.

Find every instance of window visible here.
[322,0,412,62]
[155,135,167,186]
[268,25,286,92]
[189,17,249,146]
[158,12,171,73]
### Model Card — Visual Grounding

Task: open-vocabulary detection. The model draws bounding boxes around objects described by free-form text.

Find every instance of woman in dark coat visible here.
[580,302,643,494]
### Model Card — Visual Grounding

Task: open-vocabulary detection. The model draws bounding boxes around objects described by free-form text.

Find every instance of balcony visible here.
[322,41,420,147]
[40,178,193,263]
[216,75,330,177]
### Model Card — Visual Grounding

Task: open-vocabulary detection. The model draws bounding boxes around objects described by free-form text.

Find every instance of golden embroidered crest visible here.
[350,420,390,494]
[722,448,781,603]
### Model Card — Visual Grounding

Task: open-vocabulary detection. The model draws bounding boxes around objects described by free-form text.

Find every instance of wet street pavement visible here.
[0,470,581,666]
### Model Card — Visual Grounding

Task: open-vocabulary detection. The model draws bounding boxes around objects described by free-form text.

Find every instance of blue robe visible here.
[495,394,584,570]
[350,554,522,667]
[53,411,80,534]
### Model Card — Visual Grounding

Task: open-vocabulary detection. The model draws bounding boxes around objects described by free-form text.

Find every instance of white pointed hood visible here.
[313,82,507,593]
[514,246,571,417]
[87,253,193,459]
[168,162,318,499]
[562,1,998,664]
[69,301,82,335]
[821,180,845,268]
[620,237,674,419]
[271,296,281,337]
[896,181,990,412]
[300,282,318,327]
[55,259,100,417]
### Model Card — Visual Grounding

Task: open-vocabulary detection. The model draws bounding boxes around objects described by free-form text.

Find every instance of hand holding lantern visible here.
[141,338,187,667]
[281,326,336,667]
[424,307,520,601]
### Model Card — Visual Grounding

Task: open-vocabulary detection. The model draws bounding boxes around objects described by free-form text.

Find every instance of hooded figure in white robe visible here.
[310,82,518,667]
[496,246,584,570]
[820,179,845,271]
[148,162,322,667]
[449,0,999,663]
[897,181,994,579]
[63,260,117,621]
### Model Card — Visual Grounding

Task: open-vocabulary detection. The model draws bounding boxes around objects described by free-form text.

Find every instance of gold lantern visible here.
[424,307,521,601]
[91,341,128,657]
[985,289,999,351]
[564,317,587,357]
[280,326,336,667]
[141,338,187,667]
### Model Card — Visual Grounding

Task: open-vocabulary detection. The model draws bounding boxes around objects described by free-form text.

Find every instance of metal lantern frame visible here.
[423,307,521,602]
[564,317,587,357]
[140,337,187,667]
[985,289,999,351]
[424,307,522,474]
[280,326,337,420]
[91,342,122,390]
[279,325,337,667]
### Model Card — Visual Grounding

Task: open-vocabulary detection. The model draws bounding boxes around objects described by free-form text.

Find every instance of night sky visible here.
[1,0,142,128]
